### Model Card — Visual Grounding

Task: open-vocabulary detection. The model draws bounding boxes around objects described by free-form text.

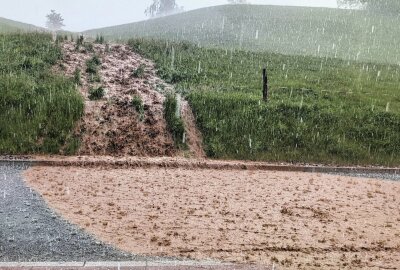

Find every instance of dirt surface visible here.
[58,42,203,157]
[180,100,206,158]
[24,166,400,269]
[0,162,143,262]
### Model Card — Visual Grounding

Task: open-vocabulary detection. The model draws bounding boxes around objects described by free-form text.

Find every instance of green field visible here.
[129,39,400,166]
[0,17,43,33]
[86,5,400,65]
[0,33,83,154]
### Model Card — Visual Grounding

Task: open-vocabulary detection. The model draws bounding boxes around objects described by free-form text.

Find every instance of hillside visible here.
[85,5,400,65]
[0,17,43,33]
[128,39,400,166]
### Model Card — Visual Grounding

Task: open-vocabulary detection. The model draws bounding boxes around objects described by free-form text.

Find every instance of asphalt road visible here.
[0,162,152,262]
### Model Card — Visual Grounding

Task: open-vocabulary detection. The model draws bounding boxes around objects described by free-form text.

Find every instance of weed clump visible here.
[131,95,144,121]
[95,35,105,44]
[86,55,101,74]
[88,86,105,100]
[73,68,81,85]
[132,64,146,78]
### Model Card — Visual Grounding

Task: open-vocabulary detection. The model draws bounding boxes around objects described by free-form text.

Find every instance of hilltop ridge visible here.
[84,4,400,65]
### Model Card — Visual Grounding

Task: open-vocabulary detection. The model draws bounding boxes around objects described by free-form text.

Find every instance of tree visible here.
[228,0,249,4]
[145,0,183,17]
[46,10,65,31]
[337,0,400,14]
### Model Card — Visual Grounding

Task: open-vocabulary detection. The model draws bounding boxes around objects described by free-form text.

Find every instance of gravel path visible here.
[0,162,154,262]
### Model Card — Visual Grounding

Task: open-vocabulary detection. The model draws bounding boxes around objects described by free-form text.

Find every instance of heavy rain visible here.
[0,0,399,269]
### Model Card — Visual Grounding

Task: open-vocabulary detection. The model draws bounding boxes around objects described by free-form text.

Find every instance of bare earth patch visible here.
[24,166,400,269]
[57,42,203,158]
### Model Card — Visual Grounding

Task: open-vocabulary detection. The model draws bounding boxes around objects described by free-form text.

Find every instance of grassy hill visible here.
[0,17,43,33]
[128,39,400,166]
[85,5,400,65]
[0,33,83,154]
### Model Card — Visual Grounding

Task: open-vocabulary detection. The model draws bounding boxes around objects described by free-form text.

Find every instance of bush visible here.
[164,93,185,147]
[88,86,105,100]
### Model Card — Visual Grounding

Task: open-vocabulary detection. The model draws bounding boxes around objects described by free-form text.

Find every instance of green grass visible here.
[164,93,185,148]
[0,33,84,154]
[0,17,43,33]
[86,5,400,65]
[131,94,145,121]
[88,86,105,100]
[128,39,400,166]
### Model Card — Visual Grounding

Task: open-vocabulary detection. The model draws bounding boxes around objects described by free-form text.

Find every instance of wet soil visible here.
[58,42,203,158]
[24,166,400,269]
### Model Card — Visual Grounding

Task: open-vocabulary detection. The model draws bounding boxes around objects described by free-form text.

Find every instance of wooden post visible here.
[262,68,269,102]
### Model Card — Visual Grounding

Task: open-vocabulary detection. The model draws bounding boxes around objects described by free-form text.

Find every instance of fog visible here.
[0,0,337,31]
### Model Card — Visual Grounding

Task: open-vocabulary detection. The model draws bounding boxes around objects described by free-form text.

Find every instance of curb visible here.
[0,262,271,270]
[0,159,399,175]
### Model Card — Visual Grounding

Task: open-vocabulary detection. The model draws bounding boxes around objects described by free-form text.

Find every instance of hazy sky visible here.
[0,0,338,32]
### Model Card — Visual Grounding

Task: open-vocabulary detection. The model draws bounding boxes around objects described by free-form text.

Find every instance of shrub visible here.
[88,86,105,100]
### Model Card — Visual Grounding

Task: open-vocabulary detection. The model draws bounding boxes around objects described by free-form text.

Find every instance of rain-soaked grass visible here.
[87,5,400,65]
[129,39,400,166]
[0,33,84,154]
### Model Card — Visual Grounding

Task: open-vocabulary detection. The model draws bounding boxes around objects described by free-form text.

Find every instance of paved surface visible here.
[0,162,157,262]
[331,172,400,181]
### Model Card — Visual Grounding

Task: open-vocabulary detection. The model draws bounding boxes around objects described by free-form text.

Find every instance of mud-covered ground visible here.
[0,162,146,262]
[24,165,400,269]
[58,42,203,158]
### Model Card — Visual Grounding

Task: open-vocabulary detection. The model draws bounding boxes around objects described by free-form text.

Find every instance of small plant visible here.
[131,95,144,121]
[86,55,101,74]
[88,86,105,100]
[89,73,101,83]
[77,35,84,46]
[164,93,185,147]
[73,68,81,85]
[83,42,94,52]
[132,64,146,78]
[95,35,105,44]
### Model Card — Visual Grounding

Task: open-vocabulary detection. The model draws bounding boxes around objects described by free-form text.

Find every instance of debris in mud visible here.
[57,42,198,157]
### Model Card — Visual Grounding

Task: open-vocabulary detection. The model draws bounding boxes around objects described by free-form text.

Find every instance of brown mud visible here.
[25,166,400,270]
[58,42,202,158]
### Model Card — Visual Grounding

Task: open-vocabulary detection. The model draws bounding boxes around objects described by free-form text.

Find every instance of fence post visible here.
[263,68,269,102]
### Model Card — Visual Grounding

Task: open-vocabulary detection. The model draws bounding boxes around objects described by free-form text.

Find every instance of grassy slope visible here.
[0,33,83,154]
[0,17,43,33]
[129,39,400,166]
[86,5,400,65]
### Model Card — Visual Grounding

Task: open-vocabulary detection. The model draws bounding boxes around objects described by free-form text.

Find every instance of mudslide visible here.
[58,42,203,157]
